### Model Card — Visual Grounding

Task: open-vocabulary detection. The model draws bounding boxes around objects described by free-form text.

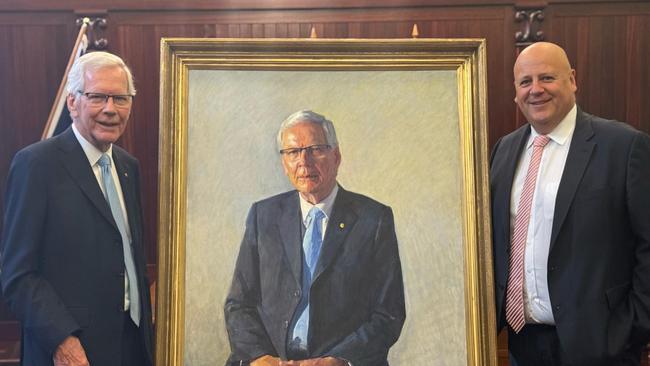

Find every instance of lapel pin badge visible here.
[339,223,345,229]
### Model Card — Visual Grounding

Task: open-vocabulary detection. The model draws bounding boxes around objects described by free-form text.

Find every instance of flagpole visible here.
[41,18,90,140]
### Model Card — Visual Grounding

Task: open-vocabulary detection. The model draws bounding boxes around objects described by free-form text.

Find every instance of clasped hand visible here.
[53,336,90,366]
[252,355,346,366]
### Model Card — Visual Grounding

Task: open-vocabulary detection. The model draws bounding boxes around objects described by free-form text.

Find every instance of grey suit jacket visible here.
[225,187,405,366]
[0,128,153,366]
[490,108,650,365]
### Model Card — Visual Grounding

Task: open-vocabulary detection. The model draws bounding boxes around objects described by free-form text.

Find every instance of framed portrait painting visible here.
[157,38,496,365]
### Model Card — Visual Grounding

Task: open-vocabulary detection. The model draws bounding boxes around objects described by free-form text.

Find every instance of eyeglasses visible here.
[280,144,331,160]
[77,91,134,107]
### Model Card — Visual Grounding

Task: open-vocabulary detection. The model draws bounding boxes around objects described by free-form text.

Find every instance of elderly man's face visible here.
[281,122,341,204]
[514,44,577,133]
[67,66,132,152]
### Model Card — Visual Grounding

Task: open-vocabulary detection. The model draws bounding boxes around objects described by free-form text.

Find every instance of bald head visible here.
[515,42,573,76]
[513,42,577,134]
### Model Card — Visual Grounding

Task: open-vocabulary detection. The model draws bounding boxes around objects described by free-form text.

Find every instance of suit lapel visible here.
[113,150,139,246]
[550,111,595,252]
[313,188,358,284]
[278,192,303,286]
[501,126,531,243]
[56,128,119,232]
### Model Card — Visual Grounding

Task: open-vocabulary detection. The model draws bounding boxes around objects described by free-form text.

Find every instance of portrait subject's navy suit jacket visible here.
[225,187,405,366]
[1,127,154,366]
[490,108,650,365]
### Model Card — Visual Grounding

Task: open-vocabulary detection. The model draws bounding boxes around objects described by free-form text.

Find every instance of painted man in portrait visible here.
[225,110,405,366]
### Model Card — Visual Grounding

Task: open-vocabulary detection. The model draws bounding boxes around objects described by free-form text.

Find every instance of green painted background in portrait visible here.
[184,69,464,365]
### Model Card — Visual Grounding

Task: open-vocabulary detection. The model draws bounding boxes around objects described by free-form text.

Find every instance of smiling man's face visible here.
[513,42,577,134]
[67,65,132,152]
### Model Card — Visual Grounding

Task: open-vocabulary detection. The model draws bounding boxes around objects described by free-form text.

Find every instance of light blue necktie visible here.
[98,153,140,325]
[290,207,326,350]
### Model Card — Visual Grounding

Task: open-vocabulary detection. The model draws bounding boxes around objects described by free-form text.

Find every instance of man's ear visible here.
[66,94,79,119]
[334,146,342,167]
[570,69,577,93]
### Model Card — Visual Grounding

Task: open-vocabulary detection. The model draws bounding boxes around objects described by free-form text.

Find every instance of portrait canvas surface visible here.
[157,39,496,365]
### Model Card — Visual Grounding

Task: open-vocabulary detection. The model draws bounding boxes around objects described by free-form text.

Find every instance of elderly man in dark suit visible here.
[1,51,153,366]
[490,41,650,365]
[225,110,405,366]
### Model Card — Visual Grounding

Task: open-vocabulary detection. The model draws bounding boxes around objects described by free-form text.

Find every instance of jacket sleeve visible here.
[324,206,406,365]
[623,131,650,346]
[0,149,80,354]
[224,204,276,363]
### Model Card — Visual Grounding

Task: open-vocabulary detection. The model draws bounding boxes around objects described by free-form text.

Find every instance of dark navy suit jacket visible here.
[490,109,650,365]
[0,127,153,366]
[225,188,405,366]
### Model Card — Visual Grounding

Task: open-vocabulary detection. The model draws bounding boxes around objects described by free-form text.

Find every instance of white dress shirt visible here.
[510,104,577,324]
[72,124,133,312]
[299,184,339,238]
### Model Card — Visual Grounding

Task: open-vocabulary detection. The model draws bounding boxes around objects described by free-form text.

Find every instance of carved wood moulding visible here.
[75,16,108,50]
[515,8,545,47]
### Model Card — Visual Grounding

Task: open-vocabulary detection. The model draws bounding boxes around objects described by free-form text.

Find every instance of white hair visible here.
[65,51,136,96]
[276,110,338,150]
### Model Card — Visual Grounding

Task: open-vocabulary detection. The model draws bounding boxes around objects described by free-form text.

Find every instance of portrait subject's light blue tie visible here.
[291,207,326,350]
[98,153,140,325]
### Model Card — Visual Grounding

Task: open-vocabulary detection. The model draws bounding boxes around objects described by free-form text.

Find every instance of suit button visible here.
[555,305,560,311]
[294,290,300,298]
[284,320,289,329]
[118,304,124,312]
[117,271,125,278]
[549,266,556,272]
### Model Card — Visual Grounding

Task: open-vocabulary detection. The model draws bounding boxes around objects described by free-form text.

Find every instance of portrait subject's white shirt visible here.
[72,123,133,312]
[510,104,576,324]
[299,184,339,238]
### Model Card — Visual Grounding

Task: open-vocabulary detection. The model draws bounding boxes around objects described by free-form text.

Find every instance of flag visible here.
[41,23,89,140]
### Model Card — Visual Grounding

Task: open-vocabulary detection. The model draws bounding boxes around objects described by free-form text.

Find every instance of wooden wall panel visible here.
[0,0,640,11]
[546,3,650,131]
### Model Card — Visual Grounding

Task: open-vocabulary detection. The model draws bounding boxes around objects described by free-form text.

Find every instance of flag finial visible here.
[411,24,419,38]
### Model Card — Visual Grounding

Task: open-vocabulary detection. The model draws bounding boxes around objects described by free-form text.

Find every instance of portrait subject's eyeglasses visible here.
[279,144,332,160]
[77,91,134,107]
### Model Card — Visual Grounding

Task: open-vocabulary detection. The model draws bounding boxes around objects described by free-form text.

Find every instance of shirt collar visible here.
[71,123,113,166]
[528,104,577,148]
[299,184,339,225]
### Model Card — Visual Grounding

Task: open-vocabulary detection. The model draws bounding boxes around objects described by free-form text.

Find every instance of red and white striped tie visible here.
[505,134,550,333]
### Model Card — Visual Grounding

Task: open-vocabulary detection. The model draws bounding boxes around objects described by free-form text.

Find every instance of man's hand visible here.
[280,357,347,366]
[251,355,282,366]
[53,336,89,366]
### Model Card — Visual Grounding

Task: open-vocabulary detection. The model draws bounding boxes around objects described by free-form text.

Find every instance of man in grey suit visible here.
[225,110,405,366]
[1,52,153,366]
[491,42,650,365]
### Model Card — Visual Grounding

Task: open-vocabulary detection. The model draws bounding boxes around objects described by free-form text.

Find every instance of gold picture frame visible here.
[157,38,496,365]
